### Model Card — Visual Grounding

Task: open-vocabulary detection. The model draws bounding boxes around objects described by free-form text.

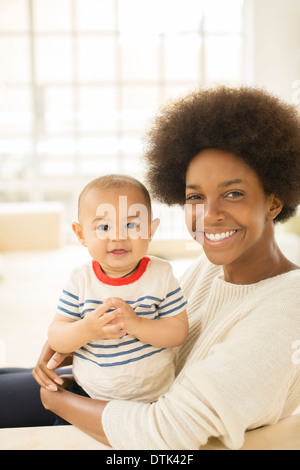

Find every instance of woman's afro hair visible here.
[143,86,300,223]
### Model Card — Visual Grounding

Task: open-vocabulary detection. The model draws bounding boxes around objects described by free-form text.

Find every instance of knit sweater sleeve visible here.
[102,270,300,450]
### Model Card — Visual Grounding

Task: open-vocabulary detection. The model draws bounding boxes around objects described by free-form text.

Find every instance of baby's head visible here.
[73,174,160,276]
[77,174,152,223]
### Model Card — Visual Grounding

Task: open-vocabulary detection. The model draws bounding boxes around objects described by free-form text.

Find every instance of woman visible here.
[1,86,300,450]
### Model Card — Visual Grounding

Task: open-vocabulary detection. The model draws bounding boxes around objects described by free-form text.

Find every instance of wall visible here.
[247,0,300,103]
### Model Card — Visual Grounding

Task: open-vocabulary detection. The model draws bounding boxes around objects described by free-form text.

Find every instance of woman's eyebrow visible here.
[186,179,244,191]
[219,179,244,188]
[186,184,201,190]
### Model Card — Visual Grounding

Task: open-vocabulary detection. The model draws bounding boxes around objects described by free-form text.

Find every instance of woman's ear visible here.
[150,218,160,240]
[266,194,283,222]
[72,222,87,247]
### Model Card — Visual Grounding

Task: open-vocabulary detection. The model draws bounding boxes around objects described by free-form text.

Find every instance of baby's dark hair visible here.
[144,86,300,222]
[78,174,152,219]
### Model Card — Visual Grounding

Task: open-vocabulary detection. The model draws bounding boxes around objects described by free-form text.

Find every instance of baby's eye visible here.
[127,221,138,230]
[97,224,110,232]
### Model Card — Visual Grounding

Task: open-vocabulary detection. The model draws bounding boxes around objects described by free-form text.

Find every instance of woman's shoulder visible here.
[261,268,300,293]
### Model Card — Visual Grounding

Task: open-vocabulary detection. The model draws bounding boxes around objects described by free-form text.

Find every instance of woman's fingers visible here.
[32,342,71,391]
[32,361,60,391]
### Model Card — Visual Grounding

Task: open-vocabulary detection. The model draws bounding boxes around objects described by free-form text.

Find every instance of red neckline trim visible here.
[92,257,151,286]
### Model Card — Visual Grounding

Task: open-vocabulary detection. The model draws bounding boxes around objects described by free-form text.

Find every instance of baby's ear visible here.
[150,218,160,239]
[72,222,87,247]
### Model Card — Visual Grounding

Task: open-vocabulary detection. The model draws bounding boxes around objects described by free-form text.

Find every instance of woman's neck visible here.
[223,237,298,285]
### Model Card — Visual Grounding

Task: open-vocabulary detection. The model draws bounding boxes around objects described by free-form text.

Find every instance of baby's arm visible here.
[48,302,126,354]
[107,298,188,348]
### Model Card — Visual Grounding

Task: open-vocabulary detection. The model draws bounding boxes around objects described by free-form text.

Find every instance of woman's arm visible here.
[40,386,111,446]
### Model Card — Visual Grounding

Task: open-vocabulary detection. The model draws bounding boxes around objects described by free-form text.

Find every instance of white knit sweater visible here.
[102,254,300,450]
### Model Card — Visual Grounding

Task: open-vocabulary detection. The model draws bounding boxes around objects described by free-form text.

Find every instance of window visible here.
[0,0,245,237]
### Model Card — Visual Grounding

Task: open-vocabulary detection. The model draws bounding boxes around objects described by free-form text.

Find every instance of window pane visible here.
[80,156,120,176]
[203,0,243,33]
[0,142,32,179]
[156,0,203,34]
[75,0,115,32]
[33,0,72,31]
[0,87,32,133]
[37,138,76,156]
[35,36,72,83]
[40,157,75,176]
[0,0,28,31]
[121,38,159,81]
[77,137,118,156]
[44,87,74,133]
[119,136,143,164]
[121,86,159,131]
[77,36,116,81]
[164,34,201,81]
[0,37,30,83]
[78,87,117,132]
[118,0,159,36]
[205,36,242,84]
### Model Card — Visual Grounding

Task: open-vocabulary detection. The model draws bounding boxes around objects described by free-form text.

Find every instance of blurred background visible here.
[0,0,300,243]
[0,0,300,366]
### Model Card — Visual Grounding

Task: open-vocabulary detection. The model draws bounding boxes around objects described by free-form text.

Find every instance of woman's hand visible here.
[32,342,73,391]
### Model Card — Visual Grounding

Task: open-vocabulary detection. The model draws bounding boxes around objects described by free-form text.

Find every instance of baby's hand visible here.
[83,301,126,340]
[104,297,140,337]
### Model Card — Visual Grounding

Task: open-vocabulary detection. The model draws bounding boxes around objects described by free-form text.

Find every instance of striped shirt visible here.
[56,256,187,401]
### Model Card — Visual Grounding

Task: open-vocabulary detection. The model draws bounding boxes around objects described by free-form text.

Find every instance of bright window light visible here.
[0,0,245,239]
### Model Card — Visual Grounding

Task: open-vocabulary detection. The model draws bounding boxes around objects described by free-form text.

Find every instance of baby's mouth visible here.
[109,249,129,256]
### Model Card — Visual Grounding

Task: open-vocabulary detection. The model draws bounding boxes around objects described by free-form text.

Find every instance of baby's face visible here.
[74,185,157,277]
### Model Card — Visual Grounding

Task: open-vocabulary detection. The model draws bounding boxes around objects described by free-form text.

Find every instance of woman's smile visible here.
[204,229,239,243]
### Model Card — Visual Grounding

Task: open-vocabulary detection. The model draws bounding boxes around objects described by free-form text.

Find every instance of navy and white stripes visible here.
[55,256,187,379]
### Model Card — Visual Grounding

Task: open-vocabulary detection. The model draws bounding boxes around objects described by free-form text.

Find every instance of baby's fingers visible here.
[103,323,127,339]
[93,301,114,317]
[99,308,122,326]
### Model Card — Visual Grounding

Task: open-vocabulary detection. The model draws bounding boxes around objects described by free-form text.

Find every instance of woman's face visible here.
[185,149,282,273]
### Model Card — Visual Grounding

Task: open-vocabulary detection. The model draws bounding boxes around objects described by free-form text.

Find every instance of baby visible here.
[48,174,188,402]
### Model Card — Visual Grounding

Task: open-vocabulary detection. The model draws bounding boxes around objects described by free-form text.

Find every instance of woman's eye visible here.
[186,194,203,201]
[97,224,110,231]
[226,191,243,199]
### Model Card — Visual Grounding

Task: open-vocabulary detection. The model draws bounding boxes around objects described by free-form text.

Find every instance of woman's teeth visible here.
[205,230,237,241]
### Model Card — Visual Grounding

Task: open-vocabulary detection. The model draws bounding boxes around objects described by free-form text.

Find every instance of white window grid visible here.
[0,0,246,236]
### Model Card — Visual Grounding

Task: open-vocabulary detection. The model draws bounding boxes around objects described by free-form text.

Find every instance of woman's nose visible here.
[204,199,225,223]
